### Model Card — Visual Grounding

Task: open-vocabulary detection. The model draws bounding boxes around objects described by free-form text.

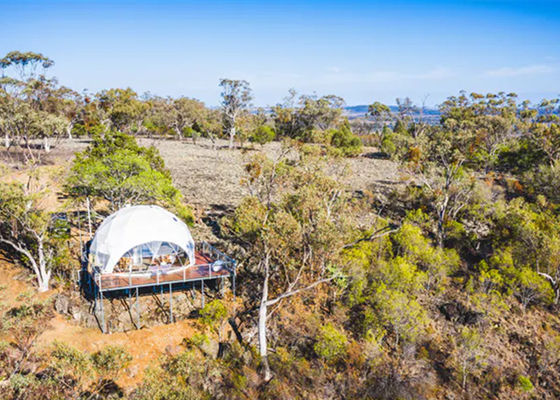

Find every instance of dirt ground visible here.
[0,137,402,389]
[24,137,402,210]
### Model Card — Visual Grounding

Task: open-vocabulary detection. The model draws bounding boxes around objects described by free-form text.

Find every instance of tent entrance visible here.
[113,241,189,274]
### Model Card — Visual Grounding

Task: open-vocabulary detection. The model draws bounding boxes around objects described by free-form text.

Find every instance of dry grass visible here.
[41,137,402,210]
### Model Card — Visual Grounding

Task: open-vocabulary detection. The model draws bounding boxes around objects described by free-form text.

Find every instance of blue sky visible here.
[1,0,559,107]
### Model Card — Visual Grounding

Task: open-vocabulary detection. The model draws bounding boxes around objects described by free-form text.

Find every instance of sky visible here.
[0,0,559,107]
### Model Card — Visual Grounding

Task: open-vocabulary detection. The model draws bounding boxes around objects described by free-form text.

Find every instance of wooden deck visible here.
[96,250,233,291]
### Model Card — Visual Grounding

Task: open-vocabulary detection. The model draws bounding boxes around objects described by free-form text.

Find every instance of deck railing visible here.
[91,241,236,291]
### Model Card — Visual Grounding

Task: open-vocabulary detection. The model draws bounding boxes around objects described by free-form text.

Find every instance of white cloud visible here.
[484,64,556,78]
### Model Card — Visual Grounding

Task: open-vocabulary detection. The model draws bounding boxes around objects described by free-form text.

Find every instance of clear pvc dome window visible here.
[114,241,190,273]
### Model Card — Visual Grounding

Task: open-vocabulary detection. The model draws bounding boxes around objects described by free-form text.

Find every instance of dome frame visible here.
[89,205,195,274]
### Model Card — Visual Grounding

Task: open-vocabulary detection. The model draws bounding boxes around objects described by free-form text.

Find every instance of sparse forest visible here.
[1,50,560,400]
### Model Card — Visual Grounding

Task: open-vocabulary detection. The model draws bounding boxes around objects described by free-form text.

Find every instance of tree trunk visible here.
[174,126,183,141]
[66,123,73,140]
[36,239,51,292]
[4,132,9,148]
[229,126,236,150]
[43,136,51,153]
[258,256,272,381]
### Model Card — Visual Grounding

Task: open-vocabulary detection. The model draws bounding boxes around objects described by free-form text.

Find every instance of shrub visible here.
[314,323,348,363]
[329,123,362,156]
[511,267,554,309]
[373,284,428,346]
[91,345,132,377]
[251,125,276,146]
[517,375,534,392]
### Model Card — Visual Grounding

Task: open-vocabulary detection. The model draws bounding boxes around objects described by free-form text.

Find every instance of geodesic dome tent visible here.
[89,205,195,274]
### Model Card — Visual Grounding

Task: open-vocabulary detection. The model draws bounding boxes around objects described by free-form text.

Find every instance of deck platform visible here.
[88,241,237,333]
[96,250,232,291]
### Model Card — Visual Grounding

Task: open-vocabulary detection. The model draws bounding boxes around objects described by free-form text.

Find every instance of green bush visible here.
[251,125,276,145]
[66,130,194,224]
[314,323,348,362]
[329,123,362,156]
[90,345,132,376]
[517,375,534,392]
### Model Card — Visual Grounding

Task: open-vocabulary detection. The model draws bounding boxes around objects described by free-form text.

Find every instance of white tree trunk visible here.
[36,239,51,292]
[0,237,51,292]
[229,126,236,150]
[43,136,51,153]
[258,257,271,381]
[174,126,183,140]
[4,132,9,148]
[66,123,73,140]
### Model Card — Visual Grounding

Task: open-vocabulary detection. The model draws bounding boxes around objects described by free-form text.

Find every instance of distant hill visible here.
[344,105,441,123]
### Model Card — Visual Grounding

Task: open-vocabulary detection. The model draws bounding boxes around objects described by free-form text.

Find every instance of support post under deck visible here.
[169,283,173,323]
[201,279,205,308]
[99,289,106,333]
[136,287,140,328]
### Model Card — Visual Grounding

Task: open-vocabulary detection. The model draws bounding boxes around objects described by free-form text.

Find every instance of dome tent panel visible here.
[89,205,195,274]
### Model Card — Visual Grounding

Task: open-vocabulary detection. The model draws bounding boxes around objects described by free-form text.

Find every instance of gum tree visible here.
[227,148,355,380]
[0,179,60,292]
[219,79,253,149]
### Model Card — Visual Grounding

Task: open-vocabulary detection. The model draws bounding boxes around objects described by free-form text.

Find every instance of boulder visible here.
[439,301,483,325]
[165,344,183,356]
[54,294,69,314]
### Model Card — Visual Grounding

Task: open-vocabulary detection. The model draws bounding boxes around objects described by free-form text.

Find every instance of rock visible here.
[54,294,69,314]
[83,314,98,328]
[242,349,253,365]
[217,342,232,359]
[126,364,139,378]
[439,301,483,325]
[165,344,183,356]
[200,337,220,359]
[69,304,83,319]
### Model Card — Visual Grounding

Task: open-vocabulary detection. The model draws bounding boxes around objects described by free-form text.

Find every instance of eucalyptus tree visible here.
[440,91,519,172]
[271,91,345,141]
[171,97,210,142]
[219,78,253,149]
[367,101,393,132]
[65,130,194,223]
[227,148,355,380]
[0,176,64,292]
[96,88,148,133]
[0,50,54,81]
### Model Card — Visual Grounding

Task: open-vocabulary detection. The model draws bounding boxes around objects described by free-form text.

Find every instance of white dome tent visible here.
[89,205,195,274]
[86,204,237,334]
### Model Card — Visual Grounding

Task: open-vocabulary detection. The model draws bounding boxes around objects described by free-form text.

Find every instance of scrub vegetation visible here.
[1,51,560,399]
